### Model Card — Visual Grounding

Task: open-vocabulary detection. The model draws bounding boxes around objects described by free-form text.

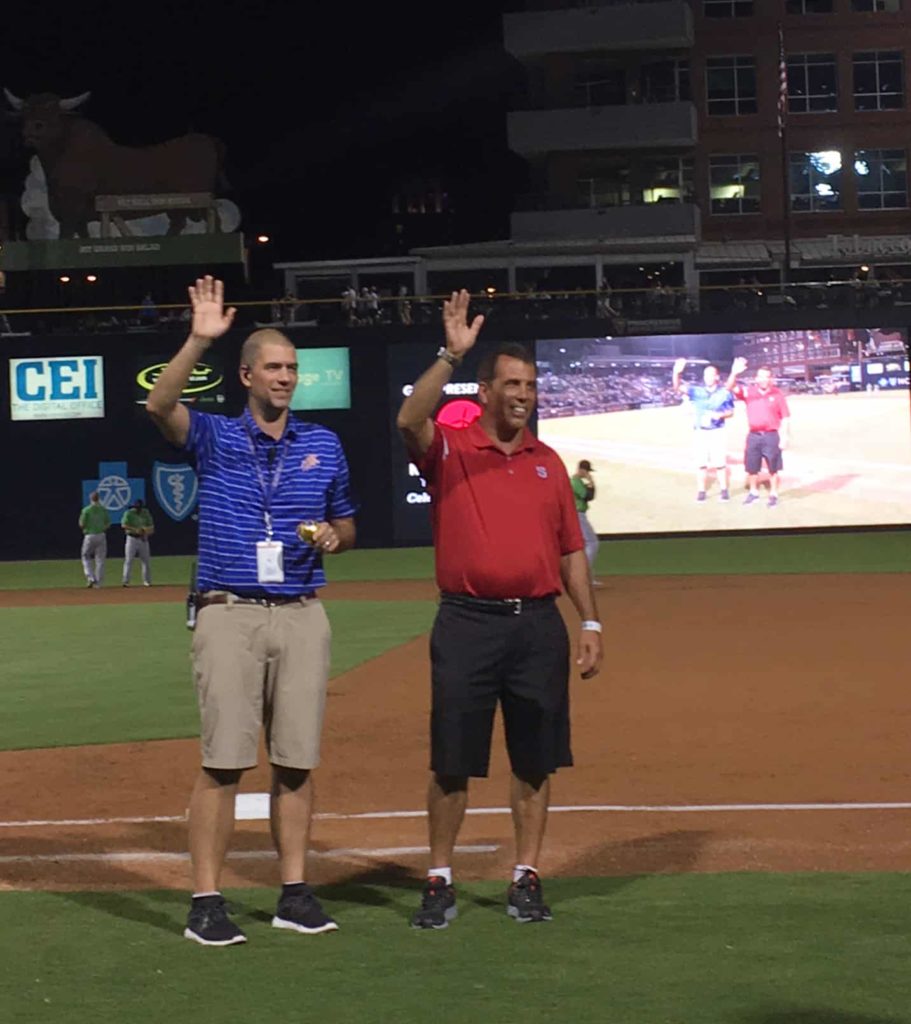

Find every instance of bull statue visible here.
[5,89,227,238]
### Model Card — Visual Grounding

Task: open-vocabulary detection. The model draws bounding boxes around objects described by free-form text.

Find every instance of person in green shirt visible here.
[571,460,602,587]
[78,491,111,588]
[121,498,155,587]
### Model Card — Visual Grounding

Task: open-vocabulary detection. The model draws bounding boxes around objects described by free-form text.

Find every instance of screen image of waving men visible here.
[535,329,911,534]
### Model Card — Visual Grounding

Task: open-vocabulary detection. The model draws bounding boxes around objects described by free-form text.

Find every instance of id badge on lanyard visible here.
[247,430,289,585]
[256,537,284,583]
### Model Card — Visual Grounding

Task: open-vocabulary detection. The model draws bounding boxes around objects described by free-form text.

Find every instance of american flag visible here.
[777,23,788,137]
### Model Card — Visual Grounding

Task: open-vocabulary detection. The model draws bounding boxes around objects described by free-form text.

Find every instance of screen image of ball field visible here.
[537,329,911,534]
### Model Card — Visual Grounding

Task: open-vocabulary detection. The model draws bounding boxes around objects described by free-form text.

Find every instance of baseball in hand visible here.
[297,521,319,545]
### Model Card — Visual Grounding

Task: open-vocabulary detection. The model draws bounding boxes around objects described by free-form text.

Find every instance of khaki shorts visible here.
[191,596,331,770]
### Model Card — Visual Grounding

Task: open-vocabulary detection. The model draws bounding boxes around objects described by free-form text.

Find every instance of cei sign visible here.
[9,356,105,421]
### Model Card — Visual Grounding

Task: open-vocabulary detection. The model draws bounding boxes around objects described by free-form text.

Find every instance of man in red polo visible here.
[727,357,791,507]
[396,290,602,929]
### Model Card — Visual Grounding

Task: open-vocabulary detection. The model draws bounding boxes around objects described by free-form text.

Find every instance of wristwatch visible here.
[436,346,462,367]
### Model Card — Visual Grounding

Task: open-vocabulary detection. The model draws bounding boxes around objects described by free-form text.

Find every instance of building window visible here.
[787,54,838,112]
[709,155,761,214]
[576,170,631,209]
[851,0,900,10]
[573,63,626,107]
[706,57,757,115]
[640,59,691,103]
[853,51,904,109]
[704,0,753,15]
[785,0,833,11]
[789,150,843,211]
[854,149,908,208]
[639,157,694,204]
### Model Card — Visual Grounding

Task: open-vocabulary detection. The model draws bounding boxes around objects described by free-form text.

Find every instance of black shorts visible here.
[429,596,572,779]
[745,430,783,474]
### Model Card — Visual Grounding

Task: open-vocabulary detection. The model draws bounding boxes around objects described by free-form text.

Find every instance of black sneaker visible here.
[272,884,339,935]
[411,875,457,929]
[183,895,247,946]
[507,870,553,923]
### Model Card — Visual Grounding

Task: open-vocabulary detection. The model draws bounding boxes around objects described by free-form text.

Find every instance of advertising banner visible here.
[10,355,104,421]
[133,355,226,409]
[291,347,351,411]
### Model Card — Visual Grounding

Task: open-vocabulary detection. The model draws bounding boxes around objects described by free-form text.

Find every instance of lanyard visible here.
[245,427,289,540]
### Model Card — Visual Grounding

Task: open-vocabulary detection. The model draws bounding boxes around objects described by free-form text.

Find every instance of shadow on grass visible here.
[58,889,188,936]
[740,1009,907,1024]
[47,828,712,934]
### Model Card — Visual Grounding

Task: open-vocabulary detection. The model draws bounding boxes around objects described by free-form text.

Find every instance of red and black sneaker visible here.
[507,870,553,923]
[411,875,457,929]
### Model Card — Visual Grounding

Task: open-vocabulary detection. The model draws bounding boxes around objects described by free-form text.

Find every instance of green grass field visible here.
[0,600,436,750]
[2,874,909,1024]
[2,529,910,592]
[541,391,911,534]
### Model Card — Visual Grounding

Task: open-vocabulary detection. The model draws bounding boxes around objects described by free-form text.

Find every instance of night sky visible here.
[2,0,525,264]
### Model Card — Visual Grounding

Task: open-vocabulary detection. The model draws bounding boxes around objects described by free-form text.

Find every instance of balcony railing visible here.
[507,101,697,154]
[3,279,910,337]
[504,0,693,58]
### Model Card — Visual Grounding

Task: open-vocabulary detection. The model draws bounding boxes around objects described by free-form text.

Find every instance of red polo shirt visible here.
[418,420,583,598]
[733,384,790,432]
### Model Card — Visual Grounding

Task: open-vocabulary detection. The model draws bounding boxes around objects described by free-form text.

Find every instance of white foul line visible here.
[0,844,499,866]
[2,802,911,831]
[0,814,186,829]
[316,801,911,820]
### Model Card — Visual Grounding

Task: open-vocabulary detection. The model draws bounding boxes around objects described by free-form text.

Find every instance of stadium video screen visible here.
[536,329,911,534]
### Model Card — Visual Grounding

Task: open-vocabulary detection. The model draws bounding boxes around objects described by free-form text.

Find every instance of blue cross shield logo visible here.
[82,461,145,524]
[153,462,198,522]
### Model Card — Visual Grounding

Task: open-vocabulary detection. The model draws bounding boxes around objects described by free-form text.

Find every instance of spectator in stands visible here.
[357,287,370,324]
[282,291,298,325]
[341,286,357,326]
[397,285,413,326]
[139,292,158,327]
[367,286,380,324]
[596,281,618,319]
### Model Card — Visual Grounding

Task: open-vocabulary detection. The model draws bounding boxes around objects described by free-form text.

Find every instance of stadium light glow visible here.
[86,274,97,283]
[59,275,71,283]
[256,234,270,244]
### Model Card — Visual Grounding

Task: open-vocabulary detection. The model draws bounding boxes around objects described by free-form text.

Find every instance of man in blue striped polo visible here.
[147,276,357,947]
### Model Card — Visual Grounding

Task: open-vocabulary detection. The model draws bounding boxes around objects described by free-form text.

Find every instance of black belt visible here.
[198,591,317,609]
[440,592,556,616]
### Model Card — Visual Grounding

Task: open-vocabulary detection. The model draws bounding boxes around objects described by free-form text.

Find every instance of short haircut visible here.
[477,343,536,384]
[757,365,773,374]
[240,328,295,369]
[89,491,99,502]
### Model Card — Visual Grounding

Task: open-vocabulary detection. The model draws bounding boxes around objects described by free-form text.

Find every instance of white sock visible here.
[513,864,537,883]
[428,867,452,885]
[192,890,220,899]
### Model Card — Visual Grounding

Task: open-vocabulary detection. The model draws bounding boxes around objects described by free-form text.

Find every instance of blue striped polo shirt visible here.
[185,407,357,596]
